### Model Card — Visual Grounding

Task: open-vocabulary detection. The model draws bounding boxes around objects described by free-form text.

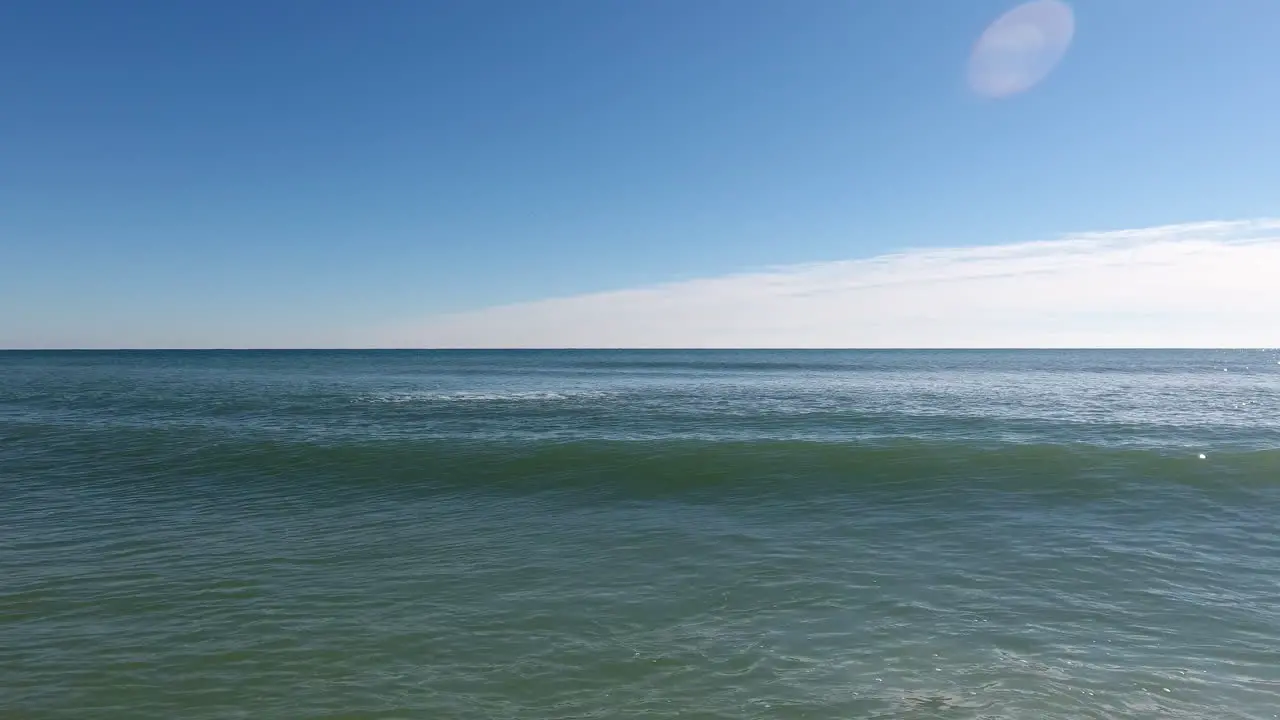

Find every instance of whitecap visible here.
[357,390,609,404]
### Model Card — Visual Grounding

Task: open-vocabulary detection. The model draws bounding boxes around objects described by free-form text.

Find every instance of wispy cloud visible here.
[380,219,1280,348]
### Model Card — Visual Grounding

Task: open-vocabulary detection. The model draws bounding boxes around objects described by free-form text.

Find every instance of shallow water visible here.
[3,350,1279,718]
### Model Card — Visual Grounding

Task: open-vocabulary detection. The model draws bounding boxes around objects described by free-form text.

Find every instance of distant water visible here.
[3,349,1280,719]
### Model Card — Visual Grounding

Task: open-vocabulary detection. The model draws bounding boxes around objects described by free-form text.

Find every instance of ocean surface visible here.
[3,349,1280,719]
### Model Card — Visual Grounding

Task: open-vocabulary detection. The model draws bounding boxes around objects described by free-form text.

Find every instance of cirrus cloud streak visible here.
[381,219,1280,349]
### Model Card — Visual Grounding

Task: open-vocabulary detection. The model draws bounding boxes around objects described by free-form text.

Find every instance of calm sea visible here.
[3,350,1279,719]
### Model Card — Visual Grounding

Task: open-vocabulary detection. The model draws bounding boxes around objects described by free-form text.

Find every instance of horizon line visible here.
[1,347,1273,353]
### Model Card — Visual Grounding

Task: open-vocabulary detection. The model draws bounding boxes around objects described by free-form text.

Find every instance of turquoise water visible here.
[3,349,1279,719]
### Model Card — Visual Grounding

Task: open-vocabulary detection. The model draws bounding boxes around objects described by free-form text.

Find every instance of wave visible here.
[10,423,1278,499]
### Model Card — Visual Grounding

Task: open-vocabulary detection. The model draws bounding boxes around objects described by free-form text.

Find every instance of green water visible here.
[3,350,1279,718]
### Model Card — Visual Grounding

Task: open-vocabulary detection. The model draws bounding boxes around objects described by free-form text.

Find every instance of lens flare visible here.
[967,0,1075,99]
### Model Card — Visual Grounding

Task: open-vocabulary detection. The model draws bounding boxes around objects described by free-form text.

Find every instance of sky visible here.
[3,0,1279,348]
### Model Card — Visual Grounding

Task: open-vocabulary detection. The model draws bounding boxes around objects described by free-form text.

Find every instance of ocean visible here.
[2,349,1279,719]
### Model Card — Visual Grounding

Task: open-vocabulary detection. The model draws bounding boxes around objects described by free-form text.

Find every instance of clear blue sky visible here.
[3,0,1279,347]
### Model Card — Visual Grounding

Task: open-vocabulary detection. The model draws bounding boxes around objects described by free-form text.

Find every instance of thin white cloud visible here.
[379,219,1280,349]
